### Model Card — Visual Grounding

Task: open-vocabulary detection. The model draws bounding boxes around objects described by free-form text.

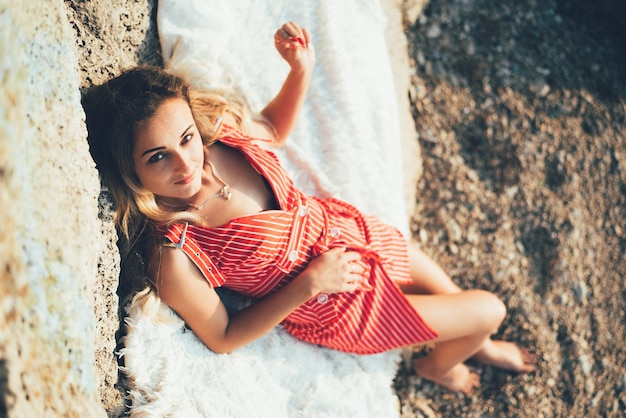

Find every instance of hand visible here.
[299,247,365,295]
[274,21,316,73]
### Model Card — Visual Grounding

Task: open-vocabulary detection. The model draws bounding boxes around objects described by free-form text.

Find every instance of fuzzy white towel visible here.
[120,1,410,416]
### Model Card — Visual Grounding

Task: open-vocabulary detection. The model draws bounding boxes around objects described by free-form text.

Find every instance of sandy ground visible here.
[393,1,625,417]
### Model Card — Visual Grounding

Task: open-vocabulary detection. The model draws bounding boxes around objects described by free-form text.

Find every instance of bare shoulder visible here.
[156,246,216,306]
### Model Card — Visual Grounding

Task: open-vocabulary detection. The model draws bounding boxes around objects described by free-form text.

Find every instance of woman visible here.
[84,22,535,394]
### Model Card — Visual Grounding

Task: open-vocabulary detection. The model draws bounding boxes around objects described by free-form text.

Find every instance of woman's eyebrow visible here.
[181,124,193,137]
[140,146,165,157]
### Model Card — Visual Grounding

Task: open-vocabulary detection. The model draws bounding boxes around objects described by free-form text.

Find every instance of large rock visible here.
[65,1,161,414]
[0,0,104,416]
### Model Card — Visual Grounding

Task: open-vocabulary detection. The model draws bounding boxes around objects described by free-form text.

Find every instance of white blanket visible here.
[120,1,410,416]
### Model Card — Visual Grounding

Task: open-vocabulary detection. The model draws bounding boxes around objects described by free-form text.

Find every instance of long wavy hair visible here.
[82,66,250,302]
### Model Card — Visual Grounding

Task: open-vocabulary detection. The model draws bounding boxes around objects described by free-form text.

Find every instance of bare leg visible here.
[403,243,537,375]
[406,290,506,393]
[399,244,462,295]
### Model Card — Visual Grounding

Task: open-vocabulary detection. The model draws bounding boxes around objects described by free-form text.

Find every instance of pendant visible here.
[220,185,232,201]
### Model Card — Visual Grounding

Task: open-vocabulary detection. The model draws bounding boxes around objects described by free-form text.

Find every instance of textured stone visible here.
[64,1,162,414]
[0,0,104,416]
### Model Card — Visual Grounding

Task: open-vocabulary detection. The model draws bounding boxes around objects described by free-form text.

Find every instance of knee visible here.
[492,293,507,325]
[477,289,507,330]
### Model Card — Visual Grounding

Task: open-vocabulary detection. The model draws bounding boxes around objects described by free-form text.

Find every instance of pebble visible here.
[419,229,428,243]
[573,281,588,304]
[590,391,604,407]
[447,219,463,242]
[426,24,441,39]
[466,169,479,182]
[467,229,479,244]
[579,354,592,375]
[586,378,595,395]
[505,185,519,198]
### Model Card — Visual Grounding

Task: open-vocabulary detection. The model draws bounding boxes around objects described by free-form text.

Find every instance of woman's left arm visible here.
[260,21,315,147]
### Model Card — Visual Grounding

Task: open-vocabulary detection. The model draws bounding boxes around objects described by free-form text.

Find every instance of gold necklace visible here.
[158,161,232,211]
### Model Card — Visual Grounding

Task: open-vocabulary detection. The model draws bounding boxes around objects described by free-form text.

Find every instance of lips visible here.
[175,171,195,185]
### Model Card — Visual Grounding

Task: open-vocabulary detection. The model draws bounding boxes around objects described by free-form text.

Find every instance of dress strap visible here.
[163,223,226,288]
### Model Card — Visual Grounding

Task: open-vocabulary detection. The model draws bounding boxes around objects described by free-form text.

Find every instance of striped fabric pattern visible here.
[163,127,437,354]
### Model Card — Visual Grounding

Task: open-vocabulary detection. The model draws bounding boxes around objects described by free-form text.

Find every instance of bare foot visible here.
[473,339,537,372]
[413,358,481,394]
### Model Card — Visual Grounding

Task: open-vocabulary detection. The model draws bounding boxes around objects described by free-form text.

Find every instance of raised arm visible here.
[157,246,361,354]
[259,21,315,147]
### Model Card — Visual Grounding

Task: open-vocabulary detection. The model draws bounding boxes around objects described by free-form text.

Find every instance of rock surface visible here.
[0,1,104,416]
[64,1,162,414]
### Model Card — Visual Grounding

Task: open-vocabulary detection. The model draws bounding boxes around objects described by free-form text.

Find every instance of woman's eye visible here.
[148,152,165,164]
[182,133,193,144]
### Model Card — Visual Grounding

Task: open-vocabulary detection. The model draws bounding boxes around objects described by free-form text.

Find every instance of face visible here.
[133,98,205,204]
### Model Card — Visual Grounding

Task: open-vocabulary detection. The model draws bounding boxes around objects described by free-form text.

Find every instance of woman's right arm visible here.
[157,246,362,354]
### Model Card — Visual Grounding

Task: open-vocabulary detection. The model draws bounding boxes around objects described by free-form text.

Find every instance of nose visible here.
[172,151,192,174]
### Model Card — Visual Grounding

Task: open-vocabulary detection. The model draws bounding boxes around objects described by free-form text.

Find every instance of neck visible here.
[156,196,191,211]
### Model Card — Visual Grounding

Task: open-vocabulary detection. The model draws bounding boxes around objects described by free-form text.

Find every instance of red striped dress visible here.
[162,126,438,354]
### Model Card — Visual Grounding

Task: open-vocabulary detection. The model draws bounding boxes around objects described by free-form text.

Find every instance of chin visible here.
[185,182,203,200]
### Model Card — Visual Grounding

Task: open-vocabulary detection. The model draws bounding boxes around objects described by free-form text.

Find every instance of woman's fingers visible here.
[330,248,364,276]
[277,27,290,40]
[275,21,307,48]
[281,21,302,38]
[346,261,364,275]
[305,247,368,293]
[302,28,311,45]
